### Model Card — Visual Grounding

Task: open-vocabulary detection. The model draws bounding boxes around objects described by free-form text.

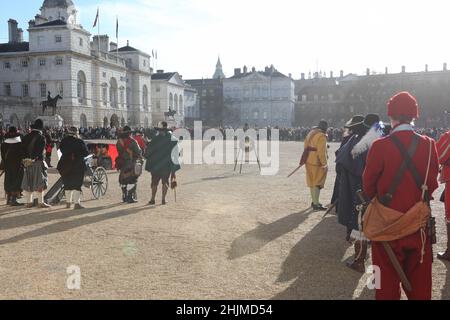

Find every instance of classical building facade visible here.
[151,71,191,127]
[295,66,450,128]
[185,58,225,127]
[183,84,199,127]
[0,0,153,129]
[223,65,295,127]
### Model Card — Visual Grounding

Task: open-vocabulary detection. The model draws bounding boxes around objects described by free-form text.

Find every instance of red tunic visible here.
[436,131,450,221]
[363,129,439,300]
[363,130,439,213]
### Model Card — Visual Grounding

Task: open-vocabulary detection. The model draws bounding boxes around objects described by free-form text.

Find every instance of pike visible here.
[322,202,337,219]
[287,165,302,178]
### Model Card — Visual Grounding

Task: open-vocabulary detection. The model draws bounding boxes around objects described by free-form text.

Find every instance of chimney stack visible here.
[444,63,448,71]
[385,67,388,74]
[252,66,256,72]
[425,64,428,72]
[314,72,319,79]
[243,65,248,74]
[330,71,334,79]
[234,68,241,76]
[340,70,344,78]
[301,73,305,80]
[8,19,19,43]
[402,66,406,73]
[366,68,370,76]
[157,70,164,74]
[17,28,23,43]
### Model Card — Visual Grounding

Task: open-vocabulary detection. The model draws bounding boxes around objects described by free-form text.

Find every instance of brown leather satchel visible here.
[363,134,433,242]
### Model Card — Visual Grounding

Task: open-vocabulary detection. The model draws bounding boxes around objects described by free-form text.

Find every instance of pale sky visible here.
[1,0,450,79]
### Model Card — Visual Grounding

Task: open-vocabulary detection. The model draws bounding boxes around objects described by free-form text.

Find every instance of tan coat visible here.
[304,129,328,188]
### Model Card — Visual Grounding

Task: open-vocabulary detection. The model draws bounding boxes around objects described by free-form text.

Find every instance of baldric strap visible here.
[380,133,428,206]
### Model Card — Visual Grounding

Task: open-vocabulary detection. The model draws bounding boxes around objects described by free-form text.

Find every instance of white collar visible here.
[392,124,415,133]
[4,136,21,144]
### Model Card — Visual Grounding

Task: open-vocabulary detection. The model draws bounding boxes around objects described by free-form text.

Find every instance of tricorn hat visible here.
[363,114,380,128]
[344,115,364,128]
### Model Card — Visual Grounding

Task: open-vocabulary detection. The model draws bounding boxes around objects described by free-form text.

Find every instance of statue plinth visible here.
[37,114,64,128]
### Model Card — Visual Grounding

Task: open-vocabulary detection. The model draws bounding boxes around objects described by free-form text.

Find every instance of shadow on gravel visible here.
[228,208,314,260]
[0,205,152,246]
[272,216,373,300]
[0,204,118,231]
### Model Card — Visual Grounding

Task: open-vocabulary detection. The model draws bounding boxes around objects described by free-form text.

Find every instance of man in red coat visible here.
[363,92,439,300]
[436,131,450,261]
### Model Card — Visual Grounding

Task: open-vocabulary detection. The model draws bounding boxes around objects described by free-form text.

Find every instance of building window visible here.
[102,72,106,78]
[40,83,47,98]
[102,85,108,106]
[156,86,160,92]
[56,57,63,65]
[4,62,11,69]
[37,36,44,46]
[22,84,29,97]
[55,35,62,43]
[57,82,63,96]
[21,60,28,68]
[157,101,161,110]
[39,58,46,66]
[4,84,12,96]
[79,38,83,47]
[120,88,125,107]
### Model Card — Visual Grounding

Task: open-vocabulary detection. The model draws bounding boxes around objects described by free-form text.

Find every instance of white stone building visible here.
[223,65,295,127]
[0,0,153,129]
[151,71,190,127]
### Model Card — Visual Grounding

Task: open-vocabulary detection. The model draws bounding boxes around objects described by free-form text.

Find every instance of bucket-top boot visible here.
[437,223,450,262]
[347,240,368,273]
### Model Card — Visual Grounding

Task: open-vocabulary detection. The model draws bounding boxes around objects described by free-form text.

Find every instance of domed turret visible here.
[39,0,77,24]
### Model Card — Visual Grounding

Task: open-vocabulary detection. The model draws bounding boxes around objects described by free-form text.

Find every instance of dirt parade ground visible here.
[0,141,449,300]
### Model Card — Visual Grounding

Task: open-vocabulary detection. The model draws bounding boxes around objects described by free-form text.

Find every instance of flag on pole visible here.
[93,8,99,28]
[116,16,119,39]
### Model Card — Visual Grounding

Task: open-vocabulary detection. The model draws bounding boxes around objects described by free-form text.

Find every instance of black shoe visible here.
[162,200,168,206]
[313,204,328,211]
[148,200,156,205]
[10,197,23,207]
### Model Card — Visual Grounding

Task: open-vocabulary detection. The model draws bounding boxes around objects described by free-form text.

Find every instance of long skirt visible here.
[21,160,48,192]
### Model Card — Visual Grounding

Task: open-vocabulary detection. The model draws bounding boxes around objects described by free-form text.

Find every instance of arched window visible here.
[80,114,88,128]
[174,94,178,112]
[110,78,118,108]
[119,87,125,108]
[169,93,174,111]
[77,71,87,105]
[179,96,183,114]
[142,85,148,110]
[102,83,108,106]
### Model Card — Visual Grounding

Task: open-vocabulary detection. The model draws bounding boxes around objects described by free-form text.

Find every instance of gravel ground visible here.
[0,141,448,300]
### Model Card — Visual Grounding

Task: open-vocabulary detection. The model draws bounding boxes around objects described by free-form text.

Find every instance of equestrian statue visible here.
[42,92,62,116]
[164,108,177,120]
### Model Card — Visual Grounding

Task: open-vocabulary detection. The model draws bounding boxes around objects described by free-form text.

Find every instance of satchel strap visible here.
[380,134,422,206]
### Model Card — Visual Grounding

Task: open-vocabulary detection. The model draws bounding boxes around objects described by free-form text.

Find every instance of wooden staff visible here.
[287,165,303,178]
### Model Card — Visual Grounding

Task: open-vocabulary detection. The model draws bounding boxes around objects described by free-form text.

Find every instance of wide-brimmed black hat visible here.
[363,114,380,128]
[344,115,365,129]
[30,119,44,130]
[317,120,328,131]
[5,126,20,139]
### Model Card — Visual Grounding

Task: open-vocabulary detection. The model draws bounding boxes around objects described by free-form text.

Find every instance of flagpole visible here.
[97,8,100,54]
[116,16,119,62]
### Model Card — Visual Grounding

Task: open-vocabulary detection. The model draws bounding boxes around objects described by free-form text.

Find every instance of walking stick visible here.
[171,179,178,203]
